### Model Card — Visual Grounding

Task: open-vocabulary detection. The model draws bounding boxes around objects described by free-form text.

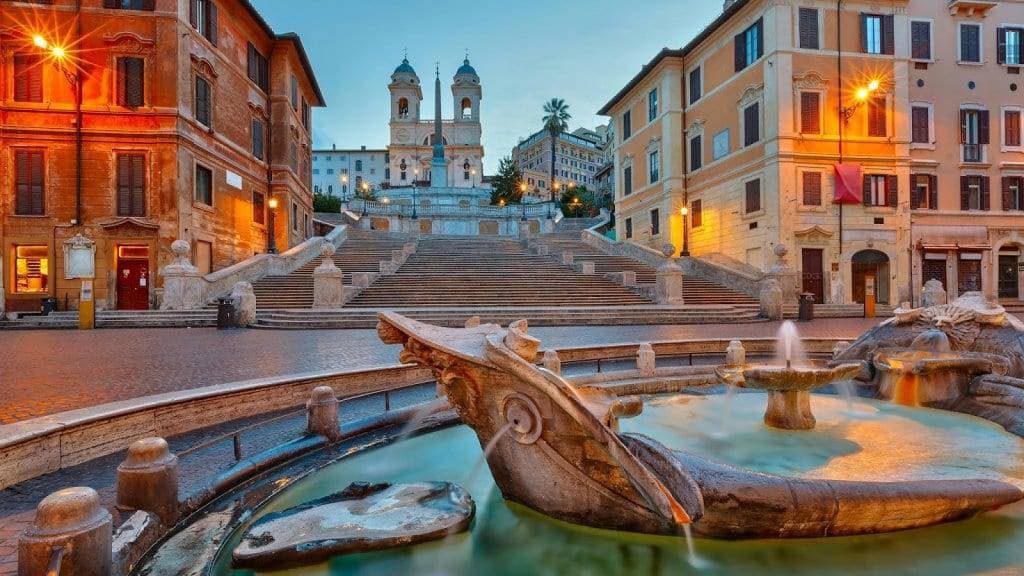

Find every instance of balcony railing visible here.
[348,198,558,219]
[963,144,983,163]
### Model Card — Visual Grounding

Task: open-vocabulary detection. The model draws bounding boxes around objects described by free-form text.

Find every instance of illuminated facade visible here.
[0,0,324,312]
[602,0,1024,307]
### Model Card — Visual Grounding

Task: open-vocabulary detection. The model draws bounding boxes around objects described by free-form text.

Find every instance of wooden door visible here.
[999,255,1019,299]
[117,259,150,310]
[801,249,824,304]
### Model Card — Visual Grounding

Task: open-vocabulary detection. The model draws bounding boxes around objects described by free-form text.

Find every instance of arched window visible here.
[398,98,409,119]
[461,97,472,119]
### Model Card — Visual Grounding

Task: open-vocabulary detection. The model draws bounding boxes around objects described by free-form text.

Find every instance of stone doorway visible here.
[801,248,824,304]
[999,252,1019,299]
[116,245,150,310]
[852,249,890,305]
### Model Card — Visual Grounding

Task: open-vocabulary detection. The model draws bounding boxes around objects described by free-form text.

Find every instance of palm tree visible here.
[542,98,571,203]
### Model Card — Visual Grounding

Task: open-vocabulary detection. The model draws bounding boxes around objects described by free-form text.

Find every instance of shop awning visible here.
[833,163,862,204]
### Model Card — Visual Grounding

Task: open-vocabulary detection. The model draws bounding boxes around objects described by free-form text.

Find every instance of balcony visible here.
[963,143,983,164]
[948,0,997,17]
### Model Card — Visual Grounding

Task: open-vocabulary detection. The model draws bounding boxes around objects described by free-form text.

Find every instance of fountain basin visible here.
[873,349,1009,406]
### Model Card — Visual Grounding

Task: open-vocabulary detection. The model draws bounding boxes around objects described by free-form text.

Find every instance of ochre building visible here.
[0,0,324,312]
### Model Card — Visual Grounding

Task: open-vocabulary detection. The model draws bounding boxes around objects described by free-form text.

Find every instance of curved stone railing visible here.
[679,252,764,299]
[581,229,672,269]
[349,198,559,219]
[200,224,347,303]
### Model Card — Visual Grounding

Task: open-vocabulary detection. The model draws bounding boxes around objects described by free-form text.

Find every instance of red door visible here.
[117,259,150,310]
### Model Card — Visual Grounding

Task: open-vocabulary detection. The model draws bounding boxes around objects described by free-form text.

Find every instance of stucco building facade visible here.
[312,146,389,198]
[0,0,323,312]
[512,127,606,200]
[602,0,1024,307]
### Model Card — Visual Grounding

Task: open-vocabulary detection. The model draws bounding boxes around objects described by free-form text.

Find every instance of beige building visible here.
[512,127,607,200]
[601,0,1024,307]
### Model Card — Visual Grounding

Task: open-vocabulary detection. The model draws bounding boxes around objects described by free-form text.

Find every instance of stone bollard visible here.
[534,245,549,256]
[620,271,636,287]
[19,487,112,576]
[391,249,405,265]
[351,272,378,287]
[465,315,481,328]
[306,386,341,441]
[576,261,595,275]
[159,240,205,310]
[116,437,179,526]
[561,252,574,266]
[637,343,656,377]
[725,340,746,367]
[655,263,684,305]
[760,278,784,320]
[230,281,257,327]
[921,279,947,308]
[379,260,398,275]
[402,242,417,257]
[765,244,800,303]
[313,244,344,308]
[543,350,562,375]
[832,341,851,359]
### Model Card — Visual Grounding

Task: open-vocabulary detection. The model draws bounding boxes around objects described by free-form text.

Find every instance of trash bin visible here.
[40,297,58,316]
[798,293,815,322]
[216,297,237,330]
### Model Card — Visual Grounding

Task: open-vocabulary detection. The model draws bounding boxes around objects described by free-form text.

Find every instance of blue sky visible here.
[251,0,723,172]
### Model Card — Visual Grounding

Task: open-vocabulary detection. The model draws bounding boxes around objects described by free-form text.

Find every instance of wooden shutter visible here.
[929,175,938,210]
[1006,111,1021,147]
[862,175,872,206]
[887,175,898,207]
[117,154,131,215]
[801,92,820,133]
[744,103,759,146]
[247,43,257,83]
[755,18,764,59]
[961,176,970,210]
[16,151,46,215]
[189,0,198,27]
[803,172,822,206]
[882,15,895,55]
[860,14,869,52]
[745,179,761,213]
[1003,177,1015,211]
[911,175,923,209]
[979,110,990,144]
[196,77,210,126]
[130,154,145,215]
[120,57,144,107]
[799,8,819,50]
[207,1,218,45]
[981,176,991,211]
[252,119,264,159]
[912,107,929,143]
[14,54,42,103]
[735,32,746,72]
[869,97,886,137]
[911,21,931,60]
[960,110,968,143]
[998,28,1007,65]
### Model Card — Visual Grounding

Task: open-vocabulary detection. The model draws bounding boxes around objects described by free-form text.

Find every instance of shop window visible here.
[14,245,49,294]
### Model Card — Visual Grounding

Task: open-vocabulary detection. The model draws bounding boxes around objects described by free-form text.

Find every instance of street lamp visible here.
[680,205,690,257]
[842,78,883,124]
[267,197,280,254]
[340,173,349,202]
[412,168,419,219]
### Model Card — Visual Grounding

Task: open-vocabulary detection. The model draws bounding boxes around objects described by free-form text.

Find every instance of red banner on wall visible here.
[833,163,863,204]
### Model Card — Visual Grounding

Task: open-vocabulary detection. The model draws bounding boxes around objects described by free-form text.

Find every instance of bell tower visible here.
[389,58,422,122]
[452,57,481,123]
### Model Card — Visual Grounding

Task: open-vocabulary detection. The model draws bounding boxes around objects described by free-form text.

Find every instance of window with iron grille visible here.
[117,57,145,107]
[116,153,146,216]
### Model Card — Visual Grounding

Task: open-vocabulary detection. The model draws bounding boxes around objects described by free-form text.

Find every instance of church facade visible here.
[387,58,485,189]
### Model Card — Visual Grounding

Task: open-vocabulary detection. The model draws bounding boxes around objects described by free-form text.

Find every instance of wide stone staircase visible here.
[530,232,760,307]
[248,232,411,310]
[345,236,653,308]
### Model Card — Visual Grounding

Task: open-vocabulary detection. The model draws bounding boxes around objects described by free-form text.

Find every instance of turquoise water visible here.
[219,395,1024,576]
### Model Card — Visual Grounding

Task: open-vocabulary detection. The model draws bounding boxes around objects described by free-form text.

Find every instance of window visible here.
[802,172,822,206]
[623,166,633,196]
[743,102,760,146]
[868,97,886,137]
[799,8,819,50]
[251,118,265,160]
[14,246,49,294]
[398,98,410,118]
[862,14,893,55]
[688,67,702,104]
[960,24,982,63]
[290,144,298,171]
[648,89,658,122]
[622,111,632,140]
[745,179,761,213]
[14,150,45,215]
[246,43,269,92]
[116,153,146,216]
[291,75,298,110]
[13,54,43,103]
[911,174,938,210]
[960,175,990,211]
[800,92,821,134]
[713,129,730,161]
[648,150,660,183]
[1006,110,1023,148]
[194,76,212,127]
[117,57,145,107]
[735,19,764,72]
[624,218,633,239]
[195,164,212,206]
[690,135,703,171]
[1004,177,1024,211]
[355,160,363,172]
[863,174,897,207]
[253,190,265,224]
[292,203,298,231]
[189,0,217,45]
[691,200,702,228]
[650,208,660,236]
[961,109,989,162]
[103,0,156,10]
[302,99,310,130]
[911,20,932,60]
[912,106,930,144]
[1000,28,1024,66]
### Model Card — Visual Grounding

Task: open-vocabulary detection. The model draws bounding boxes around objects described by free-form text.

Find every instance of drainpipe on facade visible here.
[74,0,83,225]
[836,0,843,259]
[681,57,689,257]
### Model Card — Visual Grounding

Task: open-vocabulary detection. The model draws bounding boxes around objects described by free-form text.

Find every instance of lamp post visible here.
[267,197,279,254]
[340,173,349,202]
[680,205,690,257]
[360,182,369,217]
[412,168,419,219]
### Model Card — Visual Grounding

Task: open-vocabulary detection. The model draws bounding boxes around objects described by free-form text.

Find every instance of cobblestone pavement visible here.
[0,319,879,425]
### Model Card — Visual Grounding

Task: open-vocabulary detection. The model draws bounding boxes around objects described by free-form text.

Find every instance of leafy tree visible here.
[559,185,599,218]
[313,191,342,213]
[542,98,571,202]
[490,156,525,205]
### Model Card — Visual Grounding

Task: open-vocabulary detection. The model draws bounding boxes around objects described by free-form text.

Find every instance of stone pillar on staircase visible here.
[654,245,683,305]
[160,240,205,310]
[230,282,256,327]
[313,243,344,309]
[765,244,800,304]
[637,343,656,377]
[760,278,784,320]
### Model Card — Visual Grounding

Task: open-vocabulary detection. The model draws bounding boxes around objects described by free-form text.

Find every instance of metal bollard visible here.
[18,487,112,576]
[116,437,179,526]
